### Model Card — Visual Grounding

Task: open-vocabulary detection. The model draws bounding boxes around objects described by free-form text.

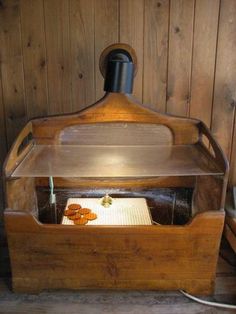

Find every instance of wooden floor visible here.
[0,241,235,314]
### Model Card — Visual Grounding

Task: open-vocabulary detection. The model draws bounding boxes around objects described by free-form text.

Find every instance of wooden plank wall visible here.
[0,0,236,185]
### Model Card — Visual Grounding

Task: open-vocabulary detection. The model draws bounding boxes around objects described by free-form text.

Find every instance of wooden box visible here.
[4,92,228,295]
[4,44,229,295]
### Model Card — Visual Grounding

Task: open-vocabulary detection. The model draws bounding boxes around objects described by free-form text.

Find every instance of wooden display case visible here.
[4,45,229,295]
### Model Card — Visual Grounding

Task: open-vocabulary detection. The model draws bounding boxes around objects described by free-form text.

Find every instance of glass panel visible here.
[59,123,173,145]
[12,144,223,177]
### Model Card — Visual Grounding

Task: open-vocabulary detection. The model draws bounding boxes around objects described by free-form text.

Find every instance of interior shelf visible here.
[11,144,223,178]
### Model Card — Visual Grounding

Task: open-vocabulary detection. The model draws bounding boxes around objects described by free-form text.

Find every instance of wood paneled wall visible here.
[1,0,236,185]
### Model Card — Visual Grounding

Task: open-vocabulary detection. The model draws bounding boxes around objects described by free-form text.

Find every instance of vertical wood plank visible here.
[211,0,236,160]
[143,0,169,112]
[0,76,7,173]
[0,78,6,223]
[44,0,72,114]
[0,0,27,147]
[230,119,236,186]
[216,0,236,184]
[70,0,95,111]
[190,0,220,127]
[20,0,48,119]
[120,0,144,101]
[167,0,195,116]
[95,0,119,100]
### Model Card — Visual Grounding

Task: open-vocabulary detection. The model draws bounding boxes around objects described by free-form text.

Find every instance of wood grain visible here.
[44,0,72,114]
[4,122,33,177]
[3,88,228,295]
[31,93,200,145]
[227,8,236,184]
[5,178,38,216]
[20,0,48,119]
[70,0,95,111]
[0,0,27,147]
[0,76,7,174]
[4,210,224,294]
[190,0,220,127]
[0,78,6,221]
[1,288,236,314]
[94,0,119,100]
[1,0,236,185]
[58,123,173,145]
[211,0,236,159]
[35,176,195,189]
[167,0,194,116]
[143,0,169,112]
[120,0,144,101]
[1,0,236,287]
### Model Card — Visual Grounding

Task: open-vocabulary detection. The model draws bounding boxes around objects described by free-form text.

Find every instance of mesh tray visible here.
[61,198,152,225]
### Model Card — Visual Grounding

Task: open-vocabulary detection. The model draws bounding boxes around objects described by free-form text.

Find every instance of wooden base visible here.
[5,210,224,295]
[12,278,214,295]
[1,255,236,314]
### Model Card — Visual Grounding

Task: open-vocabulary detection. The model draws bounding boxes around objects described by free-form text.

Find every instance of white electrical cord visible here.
[49,176,57,223]
[49,176,56,204]
[180,290,236,309]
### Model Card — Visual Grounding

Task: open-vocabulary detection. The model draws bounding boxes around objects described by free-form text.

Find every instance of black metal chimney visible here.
[104,49,134,94]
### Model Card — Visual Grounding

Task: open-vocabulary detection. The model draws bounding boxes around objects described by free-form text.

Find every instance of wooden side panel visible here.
[70,0,95,111]
[211,0,236,159]
[20,0,48,119]
[143,0,169,112]
[5,178,38,216]
[192,176,225,216]
[44,0,72,114]
[94,0,119,100]
[167,0,194,116]
[0,0,27,147]
[5,211,224,295]
[190,0,220,127]
[120,0,144,101]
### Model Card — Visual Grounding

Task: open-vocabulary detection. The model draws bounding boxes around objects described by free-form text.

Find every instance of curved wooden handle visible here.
[198,121,229,174]
[4,122,34,177]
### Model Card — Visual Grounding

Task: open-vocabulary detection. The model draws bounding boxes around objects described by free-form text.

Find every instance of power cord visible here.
[180,289,236,309]
[49,176,57,223]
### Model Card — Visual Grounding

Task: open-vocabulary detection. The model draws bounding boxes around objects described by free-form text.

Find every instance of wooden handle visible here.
[4,122,34,177]
[198,122,229,173]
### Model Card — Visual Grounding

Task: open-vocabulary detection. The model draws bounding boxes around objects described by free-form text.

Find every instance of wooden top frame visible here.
[4,92,229,180]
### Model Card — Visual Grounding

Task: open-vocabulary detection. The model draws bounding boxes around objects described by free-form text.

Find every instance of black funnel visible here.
[104,49,134,94]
